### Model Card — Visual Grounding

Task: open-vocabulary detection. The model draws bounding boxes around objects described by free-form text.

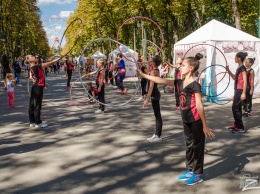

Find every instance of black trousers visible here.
[98,85,105,111]
[183,119,205,174]
[174,79,181,107]
[108,71,114,85]
[141,78,147,96]
[243,88,252,112]
[232,89,244,129]
[29,85,44,124]
[67,70,72,86]
[151,100,163,137]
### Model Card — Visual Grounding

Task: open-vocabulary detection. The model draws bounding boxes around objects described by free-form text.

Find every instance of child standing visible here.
[6,73,16,109]
[226,52,247,132]
[144,55,163,143]
[243,58,255,117]
[138,55,215,185]
[165,57,183,110]
[83,58,105,113]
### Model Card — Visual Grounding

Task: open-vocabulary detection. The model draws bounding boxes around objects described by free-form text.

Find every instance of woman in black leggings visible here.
[143,55,163,143]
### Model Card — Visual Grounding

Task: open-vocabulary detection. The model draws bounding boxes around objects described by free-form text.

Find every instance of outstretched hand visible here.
[203,127,215,139]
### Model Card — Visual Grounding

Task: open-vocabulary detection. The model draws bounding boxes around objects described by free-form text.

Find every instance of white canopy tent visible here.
[174,19,260,101]
[91,51,107,70]
[109,45,138,77]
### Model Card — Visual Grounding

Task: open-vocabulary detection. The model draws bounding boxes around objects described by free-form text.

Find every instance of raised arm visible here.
[42,57,62,69]
[138,69,174,86]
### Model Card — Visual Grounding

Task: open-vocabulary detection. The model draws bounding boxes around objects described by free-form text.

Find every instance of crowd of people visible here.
[0,50,256,186]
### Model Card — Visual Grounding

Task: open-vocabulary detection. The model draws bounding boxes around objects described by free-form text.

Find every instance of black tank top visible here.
[147,69,160,100]
[246,68,252,89]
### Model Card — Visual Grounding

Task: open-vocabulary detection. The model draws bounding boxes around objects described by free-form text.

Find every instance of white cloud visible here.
[51,15,58,18]
[37,0,76,5]
[59,11,73,18]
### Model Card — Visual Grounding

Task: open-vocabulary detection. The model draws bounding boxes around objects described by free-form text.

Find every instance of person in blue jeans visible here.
[117,54,128,94]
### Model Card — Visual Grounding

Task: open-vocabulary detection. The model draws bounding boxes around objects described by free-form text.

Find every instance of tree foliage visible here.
[63,0,259,60]
[0,0,50,59]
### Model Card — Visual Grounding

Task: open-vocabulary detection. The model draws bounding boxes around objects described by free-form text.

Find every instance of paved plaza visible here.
[0,72,259,194]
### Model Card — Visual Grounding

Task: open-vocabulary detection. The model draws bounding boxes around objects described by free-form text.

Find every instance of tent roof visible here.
[91,51,106,58]
[109,45,137,55]
[175,19,260,45]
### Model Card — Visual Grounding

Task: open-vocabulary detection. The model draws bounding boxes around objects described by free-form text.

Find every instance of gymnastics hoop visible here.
[208,71,233,105]
[60,18,83,56]
[183,43,228,87]
[199,64,231,98]
[75,37,140,107]
[116,16,164,62]
[141,39,165,60]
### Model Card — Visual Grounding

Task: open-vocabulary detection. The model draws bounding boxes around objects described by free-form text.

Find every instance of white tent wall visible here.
[174,42,260,100]
[91,51,107,71]
[174,19,260,101]
[109,46,138,77]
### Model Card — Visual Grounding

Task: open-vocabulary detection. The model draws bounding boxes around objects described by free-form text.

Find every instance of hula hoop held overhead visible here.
[116,16,164,62]
[60,18,83,56]
[71,37,140,107]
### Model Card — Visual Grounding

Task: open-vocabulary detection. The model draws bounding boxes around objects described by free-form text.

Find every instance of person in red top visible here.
[243,57,255,117]
[165,57,183,110]
[226,52,247,132]
[83,58,105,113]
[65,56,76,88]
[27,54,62,128]
[138,54,215,186]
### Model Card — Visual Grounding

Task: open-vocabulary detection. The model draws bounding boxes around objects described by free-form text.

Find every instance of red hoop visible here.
[116,16,164,62]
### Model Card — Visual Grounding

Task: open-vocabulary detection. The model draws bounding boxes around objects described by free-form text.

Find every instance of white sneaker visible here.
[147,134,155,141]
[95,109,104,114]
[29,123,35,127]
[148,135,162,143]
[137,96,144,101]
[35,123,48,128]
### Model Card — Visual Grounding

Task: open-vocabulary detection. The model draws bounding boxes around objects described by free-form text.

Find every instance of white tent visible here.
[109,45,138,77]
[174,19,260,101]
[91,51,107,70]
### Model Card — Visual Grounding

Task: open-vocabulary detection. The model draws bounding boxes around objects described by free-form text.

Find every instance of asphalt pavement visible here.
[0,72,259,194]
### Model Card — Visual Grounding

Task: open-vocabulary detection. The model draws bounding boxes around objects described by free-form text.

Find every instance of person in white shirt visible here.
[6,73,16,109]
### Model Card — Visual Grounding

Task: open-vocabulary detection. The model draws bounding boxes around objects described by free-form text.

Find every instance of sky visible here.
[37,0,78,47]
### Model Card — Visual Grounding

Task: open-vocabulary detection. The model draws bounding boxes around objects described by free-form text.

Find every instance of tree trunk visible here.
[232,0,241,30]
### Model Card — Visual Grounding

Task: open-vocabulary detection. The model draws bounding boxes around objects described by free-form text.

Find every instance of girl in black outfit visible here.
[65,56,76,88]
[226,52,247,132]
[243,58,255,117]
[138,54,215,185]
[27,54,62,128]
[143,55,163,143]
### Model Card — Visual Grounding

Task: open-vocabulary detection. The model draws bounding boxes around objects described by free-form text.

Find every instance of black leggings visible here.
[243,88,252,112]
[29,85,44,124]
[141,78,147,96]
[232,89,244,129]
[98,85,105,111]
[151,100,163,137]
[67,70,72,86]
[183,119,205,174]
[174,79,181,107]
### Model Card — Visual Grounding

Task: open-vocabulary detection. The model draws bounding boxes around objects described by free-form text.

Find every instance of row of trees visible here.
[0,0,50,59]
[64,0,259,60]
